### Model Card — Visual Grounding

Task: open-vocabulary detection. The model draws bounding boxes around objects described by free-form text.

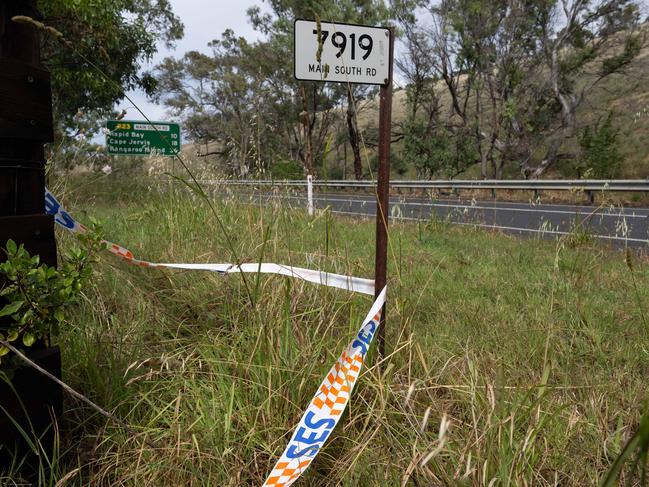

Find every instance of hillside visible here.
[178,24,649,181]
[356,26,649,179]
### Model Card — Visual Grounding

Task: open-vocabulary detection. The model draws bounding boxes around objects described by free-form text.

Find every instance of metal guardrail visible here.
[199,179,649,192]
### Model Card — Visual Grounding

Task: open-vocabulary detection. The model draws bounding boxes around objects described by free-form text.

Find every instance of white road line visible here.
[229,194,648,244]
[309,191,649,214]
[263,194,647,219]
[328,210,649,245]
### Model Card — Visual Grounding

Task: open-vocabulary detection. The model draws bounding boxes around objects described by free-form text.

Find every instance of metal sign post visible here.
[374,27,393,361]
[294,19,393,360]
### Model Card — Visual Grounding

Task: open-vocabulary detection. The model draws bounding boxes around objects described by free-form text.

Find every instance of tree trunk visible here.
[495,155,504,179]
[474,82,488,179]
[346,90,362,180]
[343,139,347,180]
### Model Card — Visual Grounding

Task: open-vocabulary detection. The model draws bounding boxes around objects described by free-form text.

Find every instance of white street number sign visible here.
[294,19,390,85]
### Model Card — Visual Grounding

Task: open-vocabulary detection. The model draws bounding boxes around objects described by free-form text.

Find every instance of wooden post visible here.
[0,0,53,215]
[587,190,595,205]
[374,27,394,362]
[0,0,61,468]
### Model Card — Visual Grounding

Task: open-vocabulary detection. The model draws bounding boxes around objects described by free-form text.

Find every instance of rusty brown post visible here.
[374,26,394,362]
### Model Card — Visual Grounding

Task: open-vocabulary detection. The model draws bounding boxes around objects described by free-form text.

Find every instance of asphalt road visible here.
[232,190,649,249]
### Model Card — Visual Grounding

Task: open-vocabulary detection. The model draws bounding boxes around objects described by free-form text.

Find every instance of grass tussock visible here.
[3,177,648,486]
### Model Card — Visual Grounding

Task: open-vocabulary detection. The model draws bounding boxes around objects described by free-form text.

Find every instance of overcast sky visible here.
[115,0,265,123]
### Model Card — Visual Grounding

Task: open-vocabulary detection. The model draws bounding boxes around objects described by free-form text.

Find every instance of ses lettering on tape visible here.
[263,286,386,487]
[45,190,83,232]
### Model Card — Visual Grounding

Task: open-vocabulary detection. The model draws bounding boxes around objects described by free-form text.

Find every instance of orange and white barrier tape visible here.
[263,286,386,486]
[45,188,386,485]
[44,188,374,295]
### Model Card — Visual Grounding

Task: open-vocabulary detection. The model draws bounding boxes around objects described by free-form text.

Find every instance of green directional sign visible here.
[105,120,181,156]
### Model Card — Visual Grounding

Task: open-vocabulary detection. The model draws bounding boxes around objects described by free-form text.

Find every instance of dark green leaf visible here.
[0,301,23,317]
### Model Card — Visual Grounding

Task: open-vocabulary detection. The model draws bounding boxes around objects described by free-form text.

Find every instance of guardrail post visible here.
[587,190,594,205]
[307,175,314,216]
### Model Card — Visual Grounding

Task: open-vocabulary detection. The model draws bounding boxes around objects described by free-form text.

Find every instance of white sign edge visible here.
[293,18,391,86]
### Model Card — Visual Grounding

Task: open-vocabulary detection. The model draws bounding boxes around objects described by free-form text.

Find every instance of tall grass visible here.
[4,177,647,485]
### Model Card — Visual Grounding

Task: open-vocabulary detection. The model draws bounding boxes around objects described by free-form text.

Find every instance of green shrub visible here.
[269,159,305,180]
[369,150,408,177]
[577,112,622,178]
[403,118,477,178]
[0,227,103,372]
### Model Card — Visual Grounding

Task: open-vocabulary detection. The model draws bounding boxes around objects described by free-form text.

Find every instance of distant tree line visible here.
[153,0,644,179]
[153,0,391,179]
[41,0,645,179]
[393,0,644,179]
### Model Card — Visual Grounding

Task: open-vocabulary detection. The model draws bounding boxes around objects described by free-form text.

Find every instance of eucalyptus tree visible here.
[155,0,392,177]
[248,0,391,178]
[39,0,183,133]
[155,30,278,175]
[394,0,644,178]
[523,0,642,177]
